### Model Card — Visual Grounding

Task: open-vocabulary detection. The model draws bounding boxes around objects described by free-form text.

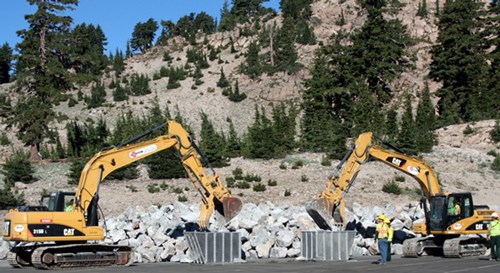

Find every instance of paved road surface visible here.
[1,256,499,273]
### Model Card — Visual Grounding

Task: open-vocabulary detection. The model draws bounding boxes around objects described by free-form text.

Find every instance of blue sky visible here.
[0,0,280,54]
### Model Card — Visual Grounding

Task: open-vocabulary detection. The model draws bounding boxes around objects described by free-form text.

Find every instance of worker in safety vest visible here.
[489,212,500,261]
[385,217,394,262]
[376,214,389,265]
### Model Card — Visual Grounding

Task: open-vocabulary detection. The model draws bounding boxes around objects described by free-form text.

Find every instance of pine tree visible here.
[113,49,125,76]
[130,18,158,53]
[481,4,500,119]
[242,40,262,79]
[415,83,436,152]
[417,0,428,18]
[112,84,128,101]
[1,149,37,187]
[429,0,488,125]
[273,18,300,74]
[13,0,78,160]
[217,67,230,88]
[243,106,275,159]
[271,103,297,157]
[225,118,241,157]
[281,0,316,45]
[384,106,399,143]
[199,112,228,167]
[86,82,107,109]
[0,43,13,84]
[219,0,235,31]
[300,53,348,159]
[69,23,107,80]
[351,83,384,136]
[397,94,418,155]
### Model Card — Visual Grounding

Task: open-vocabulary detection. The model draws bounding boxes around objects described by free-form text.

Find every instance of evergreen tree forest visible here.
[0,0,499,206]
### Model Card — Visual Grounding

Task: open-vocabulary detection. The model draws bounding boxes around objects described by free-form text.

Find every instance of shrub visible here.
[236,181,250,189]
[487,150,497,157]
[0,187,25,209]
[279,162,287,170]
[382,180,402,195]
[232,167,244,180]
[321,155,331,166]
[126,185,138,192]
[172,187,183,194]
[491,121,500,143]
[267,179,277,186]
[147,183,160,193]
[292,160,304,169]
[68,97,78,108]
[394,175,406,182]
[402,187,422,199]
[243,174,261,182]
[0,132,10,145]
[1,150,37,186]
[177,195,188,202]
[160,182,168,191]
[226,177,235,188]
[492,154,500,172]
[463,125,475,135]
[284,189,291,196]
[301,175,309,182]
[253,183,266,192]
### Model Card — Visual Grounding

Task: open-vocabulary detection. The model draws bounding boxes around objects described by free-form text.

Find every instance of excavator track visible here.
[9,243,133,269]
[8,246,33,268]
[442,237,487,258]
[402,238,425,257]
[403,236,487,258]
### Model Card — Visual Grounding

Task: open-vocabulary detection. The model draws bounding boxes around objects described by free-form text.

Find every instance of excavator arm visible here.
[75,120,241,229]
[306,132,441,230]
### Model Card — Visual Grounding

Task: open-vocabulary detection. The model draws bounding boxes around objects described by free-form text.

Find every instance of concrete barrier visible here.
[301,230,356,261]
[185,232,241,264]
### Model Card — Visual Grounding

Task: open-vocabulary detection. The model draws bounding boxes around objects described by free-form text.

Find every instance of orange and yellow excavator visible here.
[3,120,242,269]
[306,132,498,257]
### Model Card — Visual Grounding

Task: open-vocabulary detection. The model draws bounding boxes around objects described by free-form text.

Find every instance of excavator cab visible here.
[43,192,76,212]
[15,192,75,212]
[428,193,473,231]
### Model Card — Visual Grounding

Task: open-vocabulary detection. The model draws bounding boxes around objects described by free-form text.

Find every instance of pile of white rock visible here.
[98,201,428,263]
[0,201,430,262]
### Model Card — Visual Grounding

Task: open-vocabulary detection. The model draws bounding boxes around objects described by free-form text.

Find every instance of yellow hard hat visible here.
[384,217,391,224]
[377,214,385,220]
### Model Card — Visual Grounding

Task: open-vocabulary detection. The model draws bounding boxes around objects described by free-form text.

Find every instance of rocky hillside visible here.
[0,0,475,155]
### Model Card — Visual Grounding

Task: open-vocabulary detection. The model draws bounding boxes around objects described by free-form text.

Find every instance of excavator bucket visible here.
[306,199,344,231]
[306,198,334,230]
[216,197,243,222]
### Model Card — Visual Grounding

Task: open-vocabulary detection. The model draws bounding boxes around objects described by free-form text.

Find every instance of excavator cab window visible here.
[445,193,473,227]
[429,196,447,231]
[46,192,76,211]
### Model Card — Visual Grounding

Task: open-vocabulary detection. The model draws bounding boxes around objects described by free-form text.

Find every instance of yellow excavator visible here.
[3,120,242,269]
[306,132,498,257]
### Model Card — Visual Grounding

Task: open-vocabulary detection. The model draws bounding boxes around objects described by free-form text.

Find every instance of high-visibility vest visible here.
[388,226,394,242]
[490,220,500,237]
[377,223,389,239]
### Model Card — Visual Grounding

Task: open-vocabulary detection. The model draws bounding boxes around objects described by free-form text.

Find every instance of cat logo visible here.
[63,228,75,236]
[387,157,407,167]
